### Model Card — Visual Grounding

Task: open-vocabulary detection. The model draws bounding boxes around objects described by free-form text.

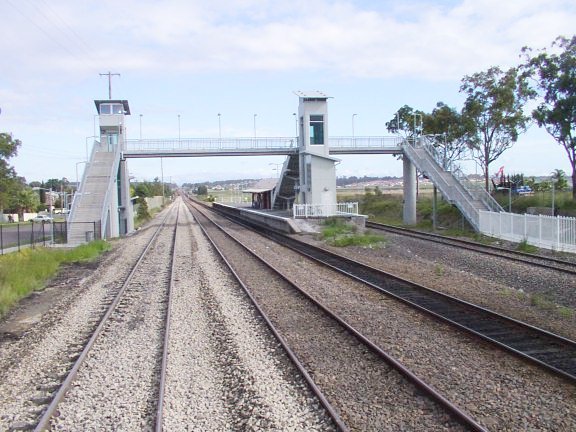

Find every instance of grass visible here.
[516,239,538,253]
[320,217,385,248]
[0,240,111,318]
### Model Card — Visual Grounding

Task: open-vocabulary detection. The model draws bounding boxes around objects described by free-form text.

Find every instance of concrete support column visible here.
[403,157,417,225]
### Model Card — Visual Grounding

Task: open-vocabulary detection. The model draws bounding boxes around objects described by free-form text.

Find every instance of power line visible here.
[35,0,96,57]
[5,0,96,71]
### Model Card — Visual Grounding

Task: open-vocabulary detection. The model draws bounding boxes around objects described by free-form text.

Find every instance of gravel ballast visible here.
[204,206,576,431]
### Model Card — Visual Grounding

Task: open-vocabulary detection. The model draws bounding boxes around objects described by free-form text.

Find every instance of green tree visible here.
[0,133,22,213]
[196,184,208,195]
[136,196,150,221]
[422,102,474,169]
[551,168,568,191]
[460,66,533,191]
[9,187,40,221]
[385,105,425,139]
[522,36,576,199]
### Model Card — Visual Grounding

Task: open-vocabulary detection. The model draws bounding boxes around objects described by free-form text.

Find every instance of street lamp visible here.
[413,113,423,144]
[352,113,357,140]
[139,114,143,140]
[178,114,181,142]
[32,187,54,246]
[218,113,222,148]
[292,113,298,139]
[253,113,257,138]
[75,161,89,189]
[85,136,97,161]
[269,162,282,178]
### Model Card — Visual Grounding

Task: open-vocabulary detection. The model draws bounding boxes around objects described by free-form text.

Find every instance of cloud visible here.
[2,0,575,85]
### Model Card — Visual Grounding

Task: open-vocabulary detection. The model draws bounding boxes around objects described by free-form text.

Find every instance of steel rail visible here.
[206,204,576,383]
[366,221,576,275]
[34,206,177,431]
[185,200,350,432]
[186,198,487,432]
[155,200,181,432]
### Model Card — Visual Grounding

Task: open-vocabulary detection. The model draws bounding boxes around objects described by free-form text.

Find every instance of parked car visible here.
[32,215,54,223]
[517,185,534,195]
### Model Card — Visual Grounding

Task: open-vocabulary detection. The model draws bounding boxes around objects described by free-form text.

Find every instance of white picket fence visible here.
[293,202,359,218]
[479,210,576,253]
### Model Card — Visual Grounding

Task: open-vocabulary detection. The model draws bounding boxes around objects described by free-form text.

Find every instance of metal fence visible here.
[0,221,102,254]
[479,210,576,253]
[293,202,359,218]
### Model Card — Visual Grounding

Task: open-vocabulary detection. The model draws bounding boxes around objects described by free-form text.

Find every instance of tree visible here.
[422,102,474,169]
[460,66,533,191]
[135,196,150,221]
[9,187,40,221]
[196,184,208,195]
[0,133,22,213]
[551,168,568,191]
[385,105,425,139]
[522,36,576,199]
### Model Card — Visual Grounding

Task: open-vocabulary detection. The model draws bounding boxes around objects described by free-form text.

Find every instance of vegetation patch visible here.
[320,217,385,248]
[0,240,111,318]
[516,239,538,253]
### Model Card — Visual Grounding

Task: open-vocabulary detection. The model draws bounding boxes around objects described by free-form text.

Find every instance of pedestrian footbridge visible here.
[68,95,501,245]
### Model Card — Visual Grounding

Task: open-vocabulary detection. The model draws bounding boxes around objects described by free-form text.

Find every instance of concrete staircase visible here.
[402,138,503,230]
[67,142,120,245]
[272,154,300,210]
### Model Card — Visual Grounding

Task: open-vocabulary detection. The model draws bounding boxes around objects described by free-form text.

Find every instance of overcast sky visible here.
[1,0,575,185]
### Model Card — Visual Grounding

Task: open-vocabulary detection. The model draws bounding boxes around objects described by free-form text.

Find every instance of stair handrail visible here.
[403,142,480,228]
[98,138,123,239]
[271,156,291,206]
[418,136,503,213]
[67,139,98,237]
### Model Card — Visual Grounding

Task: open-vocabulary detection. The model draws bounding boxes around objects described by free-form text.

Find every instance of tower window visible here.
[99,103,124,115]
[309,115,324,145]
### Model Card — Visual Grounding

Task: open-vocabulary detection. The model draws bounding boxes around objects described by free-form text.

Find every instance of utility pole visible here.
[99,71,120,99]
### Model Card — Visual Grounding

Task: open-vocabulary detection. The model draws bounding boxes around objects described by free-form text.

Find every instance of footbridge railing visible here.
[124,137,298,157]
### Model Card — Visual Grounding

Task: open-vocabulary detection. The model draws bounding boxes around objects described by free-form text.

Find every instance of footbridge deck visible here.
[123,136,403,158]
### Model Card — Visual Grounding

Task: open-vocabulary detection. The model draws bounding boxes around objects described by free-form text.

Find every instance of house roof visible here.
[242,177,278,193]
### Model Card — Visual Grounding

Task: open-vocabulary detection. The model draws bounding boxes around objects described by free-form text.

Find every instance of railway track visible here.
[206,203,576,383]
[34,204,179,431]
[366,221,576,275]
[186,199,486,431]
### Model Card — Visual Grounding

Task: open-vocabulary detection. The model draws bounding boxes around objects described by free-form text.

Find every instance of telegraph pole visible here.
[99,71,120,99]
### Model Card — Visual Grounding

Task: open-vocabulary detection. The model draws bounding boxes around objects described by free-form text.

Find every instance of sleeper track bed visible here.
[33,205,179,431]
[208,203,576,383]
[366,221,576,276]
[186,198,486,432]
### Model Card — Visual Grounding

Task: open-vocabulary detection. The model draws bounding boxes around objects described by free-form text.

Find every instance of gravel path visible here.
[162,199,335,430]
[204,206,576,431]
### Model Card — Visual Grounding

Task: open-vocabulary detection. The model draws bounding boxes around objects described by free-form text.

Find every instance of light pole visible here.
[253,113,257,138]
[75,161,88,189]
[218,113,222,147]
[32,187,54,245]
[160,157,165,206]
[551,180,556,216]
[292,113,298,139]
[178,114,181,142]
[85,136,97,161]
[269,162,282,178]
[139,114,143,140]
[352,113,357,140]
[413,113,423,145]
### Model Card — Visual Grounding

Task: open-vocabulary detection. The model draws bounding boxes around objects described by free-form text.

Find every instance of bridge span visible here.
[123,136,404,158]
